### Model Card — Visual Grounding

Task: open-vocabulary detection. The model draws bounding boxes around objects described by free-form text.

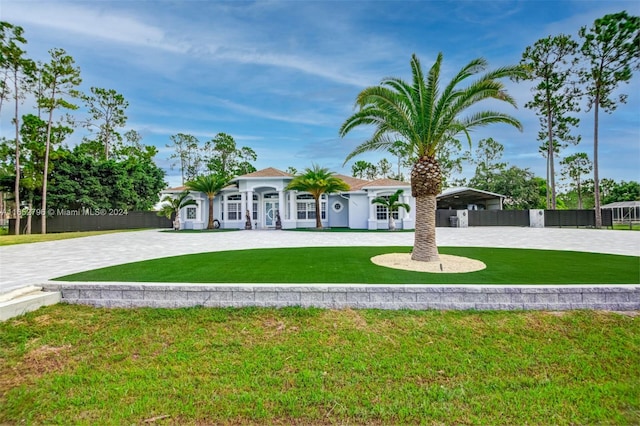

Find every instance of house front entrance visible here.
[265,201,279,228]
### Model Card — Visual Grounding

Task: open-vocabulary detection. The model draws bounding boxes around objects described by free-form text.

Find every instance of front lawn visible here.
[0,229,143,246]
[55,246,640,284]
[0,305,637,424]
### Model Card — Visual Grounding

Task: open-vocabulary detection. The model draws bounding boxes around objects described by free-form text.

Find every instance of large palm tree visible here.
[158,190,198,230]
[286,164,350,229]
[340,53,523,261]
[372,189,411,231]
[186,174,229,229]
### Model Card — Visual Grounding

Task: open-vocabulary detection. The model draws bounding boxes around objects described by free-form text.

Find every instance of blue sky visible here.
[2,0,639,188]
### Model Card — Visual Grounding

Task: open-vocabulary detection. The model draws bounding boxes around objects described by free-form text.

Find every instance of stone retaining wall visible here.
[42,283,640,311]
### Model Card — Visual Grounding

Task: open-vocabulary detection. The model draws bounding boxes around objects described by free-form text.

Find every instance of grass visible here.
[0,305,638,425]
[55,246,640,284]
[0,229,144,246]
[613,223,640,231]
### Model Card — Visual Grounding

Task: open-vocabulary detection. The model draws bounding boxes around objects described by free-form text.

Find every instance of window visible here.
[186,207,196,220]
[253,195,258,220]
[376,196,399,221]
[226,194,242,220]
[296,194,326,220]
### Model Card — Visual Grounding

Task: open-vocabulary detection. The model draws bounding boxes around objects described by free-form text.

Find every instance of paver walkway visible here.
[1,227,639,294]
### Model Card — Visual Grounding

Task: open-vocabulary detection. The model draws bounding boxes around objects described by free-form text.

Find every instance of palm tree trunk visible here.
[314,195,322,229]
[412,195,439,261]
[410,156,441,262]
[208,195,214,229]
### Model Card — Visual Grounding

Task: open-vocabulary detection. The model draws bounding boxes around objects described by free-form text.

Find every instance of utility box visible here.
[456,210,469,228]
[529,209,545,228]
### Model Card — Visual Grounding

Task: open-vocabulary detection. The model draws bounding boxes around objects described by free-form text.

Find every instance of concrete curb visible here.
[42,282,640,311]
[0,289,61,321]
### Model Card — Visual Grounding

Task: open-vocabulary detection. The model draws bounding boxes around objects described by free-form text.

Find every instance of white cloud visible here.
[2,1,187,53]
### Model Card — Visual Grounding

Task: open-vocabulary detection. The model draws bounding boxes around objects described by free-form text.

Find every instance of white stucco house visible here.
[161,167,415,230]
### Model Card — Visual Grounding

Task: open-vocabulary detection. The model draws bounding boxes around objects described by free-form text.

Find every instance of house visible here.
[161,167,415,230]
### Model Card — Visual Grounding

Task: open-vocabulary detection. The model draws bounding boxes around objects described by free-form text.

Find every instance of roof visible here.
[162,185,187,192]
[601,201,640,208]
[438,187,505,200]
[236,167,292,179]
[164,169,410,193]
[363,178,410,189]
[333,174,370,191]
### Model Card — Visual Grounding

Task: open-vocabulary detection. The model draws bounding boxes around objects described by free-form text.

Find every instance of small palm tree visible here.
[372,189,411,231]
[286,164,350,229]
[186,174,229,229]
[340,53,523,261]
[158,190,198,230]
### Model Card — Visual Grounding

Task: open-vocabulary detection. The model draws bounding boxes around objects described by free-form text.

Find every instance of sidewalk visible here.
[1,227,639,294]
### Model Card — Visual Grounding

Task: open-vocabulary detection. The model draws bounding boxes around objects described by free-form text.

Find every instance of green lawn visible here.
[0,305,637,425]
[55,246,640,284]
[0,229,143,246]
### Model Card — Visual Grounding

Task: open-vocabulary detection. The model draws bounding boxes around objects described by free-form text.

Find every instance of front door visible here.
[265,202,279,227]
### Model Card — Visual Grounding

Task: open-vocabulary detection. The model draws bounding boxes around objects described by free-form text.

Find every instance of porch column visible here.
[403,194,411,219]
[282,190,297,229]
[246,190,253,224]
[367,193,377,230]
[401,193,414,230]
[278,190,285,229]
[241,191,247,217]
[289,191,296,220]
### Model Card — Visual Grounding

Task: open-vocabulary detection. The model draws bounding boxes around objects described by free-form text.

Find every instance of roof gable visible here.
[237,167,292,178]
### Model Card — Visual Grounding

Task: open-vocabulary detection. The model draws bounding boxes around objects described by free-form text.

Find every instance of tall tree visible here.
[477,166,545,210]
[167,133,201,184]
[388,140,412,181]
[467,137,508,189]
[560,152,592,209]
[518,34,581,209]
[286,164,349,229]
[80,87,128,160]
[351,160,376,180]
[371,189,411,231]
[204,132,257,180]
[48,143,165,212]
[1,22,36,234]
[19,114,71,233]
[186,174,228,229]
[436,137,465,188]
[578,11,640,227]
[376,158,392,178]
[340,53,523,261]
[38,48,81,233]
[602,180,640,205]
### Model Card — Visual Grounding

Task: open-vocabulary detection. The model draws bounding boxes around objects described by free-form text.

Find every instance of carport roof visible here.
[601,201,640,208]
[437,187,505,202]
